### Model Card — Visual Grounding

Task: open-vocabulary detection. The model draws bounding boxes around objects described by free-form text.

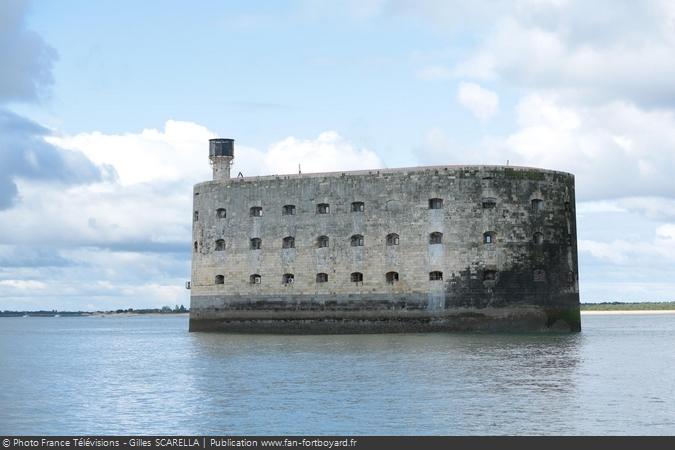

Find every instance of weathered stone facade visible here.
[190,142,580,333]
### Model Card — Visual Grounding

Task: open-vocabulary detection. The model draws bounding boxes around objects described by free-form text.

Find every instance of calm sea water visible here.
[1,314,674,435]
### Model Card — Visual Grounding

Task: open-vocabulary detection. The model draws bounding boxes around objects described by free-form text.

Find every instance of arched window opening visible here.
[250,206,263,217]
[250,274,261,284]
[429,198,443,209]
[351,201,364,212]
[282,236,295,249]
[250,238,262,250]
[482,197,497,209]
[316,273,328,283]
[317,235,329,248]
[386,233,399,246]
[351,234,364,247]
[386,271,399,284]
[215,239,225,251]
[483,270,497,281]
[429,271,443,281]
[317,203,330,214]
[483,232,495,244]
[531,199,544,212]
[565,201,571,212]
[351,272,363,285]
[533,232,544,245]
[194,211,199,222]
[429,232,443,245]
[533,269,546,282]
[282,204,296,215]
[215,275,224,285]
[193,241,198,252]
[282,273,294,285]
[216,208,227,219]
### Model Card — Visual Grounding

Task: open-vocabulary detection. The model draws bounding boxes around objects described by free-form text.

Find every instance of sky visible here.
[2,0,675,310]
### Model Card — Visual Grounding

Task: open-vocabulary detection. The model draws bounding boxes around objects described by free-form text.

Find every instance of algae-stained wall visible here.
[189,165,580,332]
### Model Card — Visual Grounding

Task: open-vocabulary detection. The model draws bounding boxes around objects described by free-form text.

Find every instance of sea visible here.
[0,313,674,435]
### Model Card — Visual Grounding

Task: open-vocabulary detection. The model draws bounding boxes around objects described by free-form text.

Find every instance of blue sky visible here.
[2,0,675,310]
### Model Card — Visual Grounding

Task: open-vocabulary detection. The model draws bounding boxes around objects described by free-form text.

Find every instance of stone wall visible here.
[189,164,580,332]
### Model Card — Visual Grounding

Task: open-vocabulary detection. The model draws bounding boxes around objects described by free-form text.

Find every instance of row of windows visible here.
[196,231,552,252]
[211,269,572,286]
[213,271,445,285]
[195,198,562,221]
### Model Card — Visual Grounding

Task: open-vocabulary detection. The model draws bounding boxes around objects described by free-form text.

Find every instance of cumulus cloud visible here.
[457,81,499,120]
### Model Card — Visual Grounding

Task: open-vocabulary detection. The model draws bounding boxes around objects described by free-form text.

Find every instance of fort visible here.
[188,139,580,333]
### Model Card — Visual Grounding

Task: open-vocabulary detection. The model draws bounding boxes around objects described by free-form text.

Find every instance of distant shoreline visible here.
[581,310,675,315]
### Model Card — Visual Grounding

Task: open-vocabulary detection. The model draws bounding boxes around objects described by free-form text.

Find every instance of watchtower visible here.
[209,138,235,180]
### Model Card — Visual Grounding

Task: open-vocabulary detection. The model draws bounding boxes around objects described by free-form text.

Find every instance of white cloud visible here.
[457,82,499,120]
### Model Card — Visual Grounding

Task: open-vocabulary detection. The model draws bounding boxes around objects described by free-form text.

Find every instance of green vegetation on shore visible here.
[0,305,189,317]
[581,302,675,311]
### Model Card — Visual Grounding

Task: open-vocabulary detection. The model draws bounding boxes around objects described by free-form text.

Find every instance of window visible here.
[215,239,225,251]
[482,197,496,209]
[351,272,363,285]
[250,238,261,250]
[282,204,296,215]
[317,235,329,248]
[216,208,227,219]
[215,275,224,285]
[282,273,294,285]
[316,273,328,283]
[531,199,544,212]
[351,234,364,247]
[483,232,495,244]
[193,241,198,252]
[386,233,399,246]
[533,232,544,245]
[351,201,364,212]
[194,211,199,221]
[429,198,443,209]
[533,269,546,282]
[250,206,263,217]
[429,232,443,245]
[386,271,399,284]
[317,203,330,214]
[250,274,261,284]
[483,270,497,281]
[565,201,571,212]
[429,271,443,281]
[282,236,295,249]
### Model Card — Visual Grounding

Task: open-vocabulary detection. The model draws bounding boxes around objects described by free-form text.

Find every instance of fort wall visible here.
[189,163,580,333]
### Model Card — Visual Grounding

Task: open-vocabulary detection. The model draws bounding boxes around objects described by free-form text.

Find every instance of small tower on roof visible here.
[209,138,234,180]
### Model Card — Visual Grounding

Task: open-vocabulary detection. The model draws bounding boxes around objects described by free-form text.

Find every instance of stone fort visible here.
[189,138,580,332]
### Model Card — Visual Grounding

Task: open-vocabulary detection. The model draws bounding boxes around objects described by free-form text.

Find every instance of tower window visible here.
[282,273,294,285]
[386,271,399,284]
[482,197,496,209]
[316,273,328,283]
[215,275,224,285]
[531,199,544,212]
[215,239,225,251]
[194,211,199,221]
[282,236,295,249]
[317,203,330,214]
[216,208,227,219]
[351,201,364,212]
[250,238,261,250]
[193,241,198,252]
[351,272,363,285]
[250,206,263,217]
[565,201,571,212]
[317,235,329,248]
[282,204,296,215]
[250,274,261,284]
[429,271,443,281]
[386,233,399,246]
[429,198,443,209]
[351,234,364,247]
[483,232,495,244]
[533,232,544,245]
[483,270,497,281]
[429,232,443,245]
